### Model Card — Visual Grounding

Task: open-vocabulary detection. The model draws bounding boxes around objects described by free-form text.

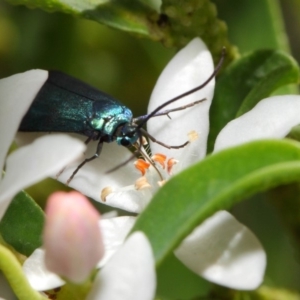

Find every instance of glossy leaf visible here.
[0,191,44,256]
[208,50,300,152]
[132,139,300,264]
[4,0,158,38]
[214,0,290,53]
[3,0,236,64]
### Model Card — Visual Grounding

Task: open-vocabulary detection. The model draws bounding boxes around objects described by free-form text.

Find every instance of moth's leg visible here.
[67,139,103,184]
[56,135,94,179]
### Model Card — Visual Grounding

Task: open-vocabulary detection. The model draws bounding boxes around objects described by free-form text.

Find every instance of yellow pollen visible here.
[134,159,151,176]
[135,176,152,190]
[188,130,199,142]
[158,180,167,187]
[141,136,148,145]
[101,186,114,202]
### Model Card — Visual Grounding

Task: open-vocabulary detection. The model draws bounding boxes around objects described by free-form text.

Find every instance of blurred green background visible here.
[1,0,300,298]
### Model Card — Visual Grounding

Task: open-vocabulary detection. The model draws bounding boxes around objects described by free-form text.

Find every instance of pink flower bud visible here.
[43,191,104,283]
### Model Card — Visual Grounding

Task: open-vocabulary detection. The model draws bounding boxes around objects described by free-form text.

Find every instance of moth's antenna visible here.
[137,47,226,129]
[106,47,226,174]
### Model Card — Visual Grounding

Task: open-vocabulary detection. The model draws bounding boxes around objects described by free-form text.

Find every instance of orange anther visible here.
[167,158,178,174]
[151,153,167,169]
[134,159,150,176]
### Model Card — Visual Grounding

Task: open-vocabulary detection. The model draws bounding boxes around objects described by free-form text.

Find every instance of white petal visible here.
[148,38,215,169]
[0,134,85,219]
[22,248,65,291]
[104,188,152,213]
[174,211,266,290]
[214,95,300,152]
[0,70,48,172]
[98,216,136,267]
[101,210,118,219]
[64,141,145,212]
[16,133,144,212]
[87,232,156,300]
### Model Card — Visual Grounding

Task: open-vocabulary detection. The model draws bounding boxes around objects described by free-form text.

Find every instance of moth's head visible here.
[116,123,139,147]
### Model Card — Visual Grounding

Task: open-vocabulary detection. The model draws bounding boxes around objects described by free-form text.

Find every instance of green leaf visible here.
[208,50,300,152]
[211,285,300,300]
[4,0,237,65]
[0,191,45,256]
[213,0,290,53]
[156,253,210,299]
[4,0,160,38]
[132,139,300,264]
[268,182,300,260]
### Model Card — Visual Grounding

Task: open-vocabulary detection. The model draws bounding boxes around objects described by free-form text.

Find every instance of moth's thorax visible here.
[89,101,133,138]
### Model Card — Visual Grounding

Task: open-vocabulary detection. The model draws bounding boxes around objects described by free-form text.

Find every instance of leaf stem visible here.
[0,244,47,300]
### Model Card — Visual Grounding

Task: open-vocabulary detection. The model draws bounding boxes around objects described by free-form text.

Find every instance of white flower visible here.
[2,37,300,292]
[59,38,300,290]
[51,38,267,289]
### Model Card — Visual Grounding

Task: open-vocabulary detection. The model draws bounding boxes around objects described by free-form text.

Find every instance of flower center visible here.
[100,130,198,202]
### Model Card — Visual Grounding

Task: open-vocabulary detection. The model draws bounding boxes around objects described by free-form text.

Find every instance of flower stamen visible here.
[151,153,167,169]
[158,180,167,187]
[188,130,199,142]
[140,136,148,146]
[135,176,152,190]
[167,158,178,175]
[101,187,114,202]
[134,159,151,176]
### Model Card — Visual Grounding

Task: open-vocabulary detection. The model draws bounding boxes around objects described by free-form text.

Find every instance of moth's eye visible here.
[120,138,131,147]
